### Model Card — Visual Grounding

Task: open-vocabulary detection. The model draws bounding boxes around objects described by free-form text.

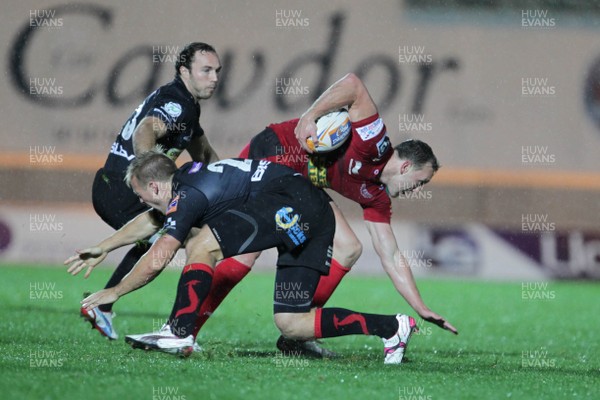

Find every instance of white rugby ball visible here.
[308,109,351,153]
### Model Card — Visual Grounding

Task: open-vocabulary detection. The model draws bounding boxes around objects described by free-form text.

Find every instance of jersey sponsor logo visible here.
[166,195,180,215]
[189,162,203,174]
[275,207,299,229]
[355,118,383,141]
[307,158,328,188]
[251,160,271,182]
[275,206,307,246]
[162,102,182,119]
[349,159,362,175]
[360,183,374,199]
[109,142,135,161]
[375,136,391,160]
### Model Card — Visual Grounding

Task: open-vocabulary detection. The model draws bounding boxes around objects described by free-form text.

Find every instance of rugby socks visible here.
[99,243,149,312]
[192,258,252,337]
[167,263,214,338]
[314,308,399,339]
[311,258,350,308]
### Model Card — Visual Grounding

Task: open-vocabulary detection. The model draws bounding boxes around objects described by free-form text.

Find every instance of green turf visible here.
[0,265,598,400]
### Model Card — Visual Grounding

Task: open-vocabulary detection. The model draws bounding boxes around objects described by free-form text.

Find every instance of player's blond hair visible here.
[125,147,177,188]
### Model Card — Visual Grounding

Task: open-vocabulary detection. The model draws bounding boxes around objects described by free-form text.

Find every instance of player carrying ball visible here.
[67,72,457,360]
[191,73,458,356]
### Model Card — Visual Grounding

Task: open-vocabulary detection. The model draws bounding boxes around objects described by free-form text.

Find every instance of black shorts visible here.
[273,266,321,313]
[92,168,149,230]
[207,174,335,274]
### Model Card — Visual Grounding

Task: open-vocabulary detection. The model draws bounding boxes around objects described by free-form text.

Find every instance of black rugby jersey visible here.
[104,76,203,174]
[162,159,296,243]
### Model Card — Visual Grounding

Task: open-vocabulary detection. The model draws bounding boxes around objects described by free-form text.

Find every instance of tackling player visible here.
[67,151,419,364]
[84,42,221,340]
[192,73,458,356]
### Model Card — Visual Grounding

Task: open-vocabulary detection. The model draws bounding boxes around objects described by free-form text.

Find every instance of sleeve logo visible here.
[166,194,180,214]
[376,136,391,159]
[162,102,183,119]
[158,217,177,236]
[189,162,203,174]
[355,118,383,141]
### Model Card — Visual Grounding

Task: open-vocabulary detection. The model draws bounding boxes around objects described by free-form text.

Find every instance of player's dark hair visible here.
[125,147,177,188]
[175,42,217,77]
[394,139,439,172]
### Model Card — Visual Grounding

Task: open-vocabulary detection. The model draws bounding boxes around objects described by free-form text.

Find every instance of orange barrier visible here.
[2,151,599,190]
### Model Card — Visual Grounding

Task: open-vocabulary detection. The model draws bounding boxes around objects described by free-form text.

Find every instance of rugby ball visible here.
[307,109,351,153]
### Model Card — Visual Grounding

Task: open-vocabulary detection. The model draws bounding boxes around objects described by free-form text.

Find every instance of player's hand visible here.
[420,310,458,335]
[295,113,318,153]
[81,288,119,311]
[64,247,108,278]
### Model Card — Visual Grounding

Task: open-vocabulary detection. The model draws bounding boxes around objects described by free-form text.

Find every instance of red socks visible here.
[192,258,251,337]
[190,258,349,338]
[168,263,214,338]
[312,258,350,307]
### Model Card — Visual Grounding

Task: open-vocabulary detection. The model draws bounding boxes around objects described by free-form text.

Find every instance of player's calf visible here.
[273,312,316,340]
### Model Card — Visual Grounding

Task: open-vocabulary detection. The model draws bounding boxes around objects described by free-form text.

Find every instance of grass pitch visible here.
[0,264,598,400]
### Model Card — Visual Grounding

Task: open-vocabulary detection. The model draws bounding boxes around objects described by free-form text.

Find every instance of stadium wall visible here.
[1,1,599,279]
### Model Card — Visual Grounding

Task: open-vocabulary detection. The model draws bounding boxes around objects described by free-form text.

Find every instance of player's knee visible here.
[234,253,260,269]
[347,239,362,266]
[273,313,310,340]
[334,236,362,268]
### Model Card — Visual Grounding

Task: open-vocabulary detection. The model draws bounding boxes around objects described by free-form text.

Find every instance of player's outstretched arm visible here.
[64,210,162,278]
[81,234,181,310]
[295,73,378,152]
[365,220,459,335]
[64,247,109,279]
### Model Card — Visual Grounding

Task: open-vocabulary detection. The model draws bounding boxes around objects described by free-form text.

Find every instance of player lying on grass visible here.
[190,73,458,356]
[84,42,221,340]
[66,150,419,364]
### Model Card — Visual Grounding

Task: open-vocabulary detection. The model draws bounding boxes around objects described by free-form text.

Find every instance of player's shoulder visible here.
[153,78,195,107]
[345,112,392,163]
[351,113,385,142]
[146,80,197,124]
[172,161,204,187]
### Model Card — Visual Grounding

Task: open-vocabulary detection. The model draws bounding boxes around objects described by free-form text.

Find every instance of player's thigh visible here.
[330,201,362,266]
